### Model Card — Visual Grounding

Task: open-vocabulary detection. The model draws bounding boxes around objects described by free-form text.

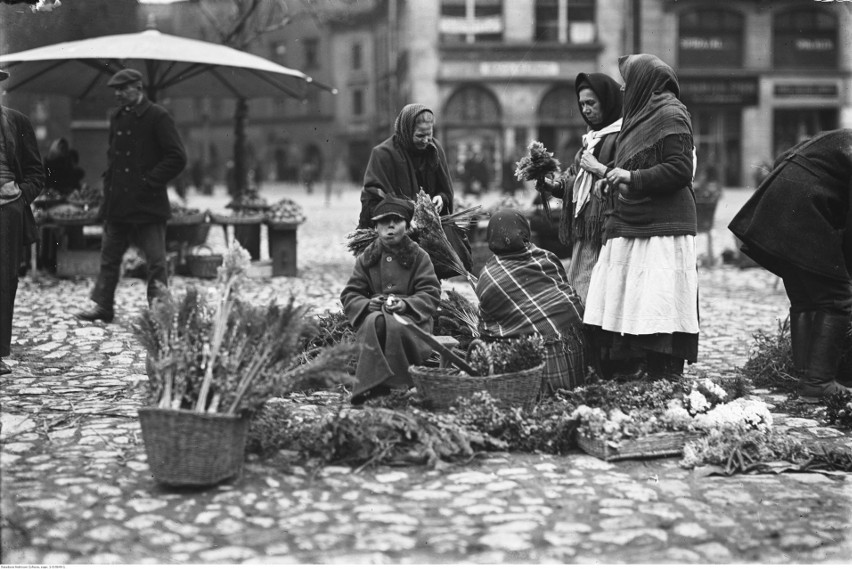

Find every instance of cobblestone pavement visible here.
[2,185,851,564]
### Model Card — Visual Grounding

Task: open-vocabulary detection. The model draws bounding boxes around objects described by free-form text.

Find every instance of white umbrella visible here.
[0,28,336,101]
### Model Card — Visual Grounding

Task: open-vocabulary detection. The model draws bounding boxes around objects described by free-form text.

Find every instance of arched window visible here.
[773,7,838,69]
[537,84,585,164]
[444,85,501,126]
[678,9,744,68]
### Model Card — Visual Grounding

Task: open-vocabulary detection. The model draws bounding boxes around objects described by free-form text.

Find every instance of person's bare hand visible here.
[605,167,631,187]
[580,151,605,177]
[368,295,386,312]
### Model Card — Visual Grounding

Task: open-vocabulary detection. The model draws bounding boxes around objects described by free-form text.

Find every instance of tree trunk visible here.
[232,97,248,199]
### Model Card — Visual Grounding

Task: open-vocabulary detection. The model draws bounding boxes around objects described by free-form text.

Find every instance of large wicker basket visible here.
[185,245,222,279]
[577,431,697,462]
[409,362,544,410]
[138,407,249,486]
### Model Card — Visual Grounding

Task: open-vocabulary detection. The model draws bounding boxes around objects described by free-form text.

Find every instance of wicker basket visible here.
[576,431,697,462]
[138,407,249,486]
[185,245,222,279]
[409,361,544,410]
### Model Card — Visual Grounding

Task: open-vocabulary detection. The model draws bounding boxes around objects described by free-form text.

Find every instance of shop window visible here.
[678,8,744,68]
[773,108,838,159]
[352,89,364,116]
[773,8,838,69]
[352,42,362,70]
[535,0,596,44]
[440,0,503,44]
[303,38,319,70]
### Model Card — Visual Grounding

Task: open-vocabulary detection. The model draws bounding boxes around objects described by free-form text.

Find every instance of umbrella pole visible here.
[232,97,248,200]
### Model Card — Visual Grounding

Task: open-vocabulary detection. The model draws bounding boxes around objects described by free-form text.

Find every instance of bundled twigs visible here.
[345,193,479,288]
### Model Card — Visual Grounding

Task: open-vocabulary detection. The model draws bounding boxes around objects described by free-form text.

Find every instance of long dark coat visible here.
[1,106,45,357]
[340,237,441,399]
[729,129,852,281]
[101,97,187,223]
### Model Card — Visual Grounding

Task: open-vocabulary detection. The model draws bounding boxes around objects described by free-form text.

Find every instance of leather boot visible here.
[646,352,684,380]
[799,311,852,402]
[789,309,815,376]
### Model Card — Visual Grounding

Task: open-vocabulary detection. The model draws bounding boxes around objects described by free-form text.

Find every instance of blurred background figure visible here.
[44,137,84,197]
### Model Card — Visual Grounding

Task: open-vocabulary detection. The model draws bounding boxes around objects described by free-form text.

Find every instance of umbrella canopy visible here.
[0,28,336,101]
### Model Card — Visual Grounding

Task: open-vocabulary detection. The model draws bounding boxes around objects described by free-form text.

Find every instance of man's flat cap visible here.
[0,69,8,82]
[107,68,143,87]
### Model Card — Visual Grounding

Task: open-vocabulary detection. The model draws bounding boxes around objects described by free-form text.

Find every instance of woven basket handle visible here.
[190,244,214,257]
[466,339,494,377]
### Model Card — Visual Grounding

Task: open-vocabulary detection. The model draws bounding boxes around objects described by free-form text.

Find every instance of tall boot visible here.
[800,311,852,402]
[789,309,815,376]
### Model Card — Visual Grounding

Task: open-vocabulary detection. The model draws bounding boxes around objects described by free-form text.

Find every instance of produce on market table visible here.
[66,184,102,207]
[267,197,306,224]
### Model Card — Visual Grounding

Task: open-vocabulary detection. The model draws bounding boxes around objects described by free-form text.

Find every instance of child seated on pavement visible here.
[340,196,441,404]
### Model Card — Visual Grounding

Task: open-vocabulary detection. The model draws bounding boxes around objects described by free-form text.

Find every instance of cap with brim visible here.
[107,68,143,87]
[371,196,414,223]
[0,69,9,82]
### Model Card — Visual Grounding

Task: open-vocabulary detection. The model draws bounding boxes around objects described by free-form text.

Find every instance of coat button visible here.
[386,256,392,262]
[125,168,130,172]
[126,151,131,156]
[387,284,393,289]
[116,130,122,135]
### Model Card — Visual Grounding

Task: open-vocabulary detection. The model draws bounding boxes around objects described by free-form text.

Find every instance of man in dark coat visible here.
[358,104,472,280]
[76,68,187,323]
[0,68,45,375]
[729,128,852,401]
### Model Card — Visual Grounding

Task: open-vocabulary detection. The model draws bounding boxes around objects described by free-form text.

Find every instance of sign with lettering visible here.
[478,62,560,77]
[774,83,839,97]
[679,76,758,106]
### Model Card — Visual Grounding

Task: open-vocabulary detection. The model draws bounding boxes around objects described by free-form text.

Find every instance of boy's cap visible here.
[107,68,143,87]
[371,196,414,223]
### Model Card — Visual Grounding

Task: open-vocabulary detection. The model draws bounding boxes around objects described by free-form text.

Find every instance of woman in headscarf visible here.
[475,209,586,392]
[584,54,699,380]
[357,104,472,279]
[540,72,623,301]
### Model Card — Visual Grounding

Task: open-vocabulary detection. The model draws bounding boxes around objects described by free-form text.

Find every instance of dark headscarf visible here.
[393,103,435,156]
[615,54,693,170]
[487,209,531,255]
[575,72,623,130]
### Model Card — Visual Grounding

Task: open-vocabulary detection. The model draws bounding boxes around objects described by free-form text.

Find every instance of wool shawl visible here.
[358,104,455,228]
[615,54,693,171]
[604,55,696,240]
[476,210,584,340]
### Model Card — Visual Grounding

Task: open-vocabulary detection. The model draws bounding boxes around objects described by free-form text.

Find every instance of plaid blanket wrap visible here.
[476,244,586,390]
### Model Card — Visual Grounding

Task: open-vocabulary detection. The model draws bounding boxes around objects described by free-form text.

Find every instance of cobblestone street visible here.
[1,185,850,564]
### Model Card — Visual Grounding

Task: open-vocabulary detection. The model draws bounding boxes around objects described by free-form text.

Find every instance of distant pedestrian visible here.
[76,68,187,323]
[0,67,46,375]
[729,128,852,401]
[583,54,699,380]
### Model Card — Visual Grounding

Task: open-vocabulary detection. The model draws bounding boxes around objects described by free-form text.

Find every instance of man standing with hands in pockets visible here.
[76,68,186,323]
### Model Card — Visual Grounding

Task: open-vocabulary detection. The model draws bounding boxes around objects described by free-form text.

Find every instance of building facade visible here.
[641,0,852,186]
